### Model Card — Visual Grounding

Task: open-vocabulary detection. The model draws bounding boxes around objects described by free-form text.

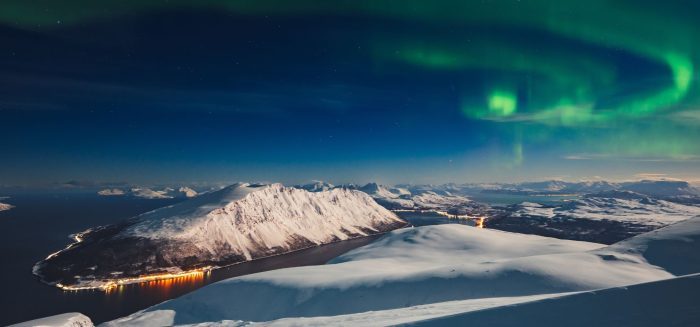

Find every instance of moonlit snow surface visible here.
[122,183,404,261]
[106,223,676,326]
[8,313,93,327]
[414,273,700,327]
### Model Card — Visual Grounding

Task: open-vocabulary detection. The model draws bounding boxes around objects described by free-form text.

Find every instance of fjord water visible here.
[0,193,380,325]
[0,192,574,325]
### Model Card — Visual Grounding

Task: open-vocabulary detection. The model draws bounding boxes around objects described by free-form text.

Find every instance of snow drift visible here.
[106,223,674,325]
[9,313,93,327]
[415,273,700,327]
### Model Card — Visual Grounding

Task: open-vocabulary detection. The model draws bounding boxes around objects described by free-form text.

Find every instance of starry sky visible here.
[1,0,699,186]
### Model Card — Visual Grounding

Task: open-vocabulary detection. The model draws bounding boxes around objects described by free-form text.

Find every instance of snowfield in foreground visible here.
[105,220,684,326]
[414,273,700,327]
[35,183,405,289]
[9,313,93,327]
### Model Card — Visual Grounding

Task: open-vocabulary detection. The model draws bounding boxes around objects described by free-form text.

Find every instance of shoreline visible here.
[392,208,486,221]
[34,221,410,292]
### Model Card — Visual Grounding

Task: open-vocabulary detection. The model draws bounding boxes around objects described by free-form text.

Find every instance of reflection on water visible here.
[92,236,380,323]
[105,270,211,297]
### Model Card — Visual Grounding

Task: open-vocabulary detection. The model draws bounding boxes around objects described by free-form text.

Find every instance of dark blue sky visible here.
[1,1,699,186]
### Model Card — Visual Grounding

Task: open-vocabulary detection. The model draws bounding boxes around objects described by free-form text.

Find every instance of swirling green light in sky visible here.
[2,0,699,163]
[487,90,517,117]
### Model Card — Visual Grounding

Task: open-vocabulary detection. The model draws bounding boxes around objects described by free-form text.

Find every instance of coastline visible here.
[33,221,410,291]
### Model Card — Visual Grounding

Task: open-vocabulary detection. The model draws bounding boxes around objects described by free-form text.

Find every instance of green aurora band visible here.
[2,0,698,167]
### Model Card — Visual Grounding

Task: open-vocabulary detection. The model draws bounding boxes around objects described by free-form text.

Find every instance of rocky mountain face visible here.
[35,183,406,289]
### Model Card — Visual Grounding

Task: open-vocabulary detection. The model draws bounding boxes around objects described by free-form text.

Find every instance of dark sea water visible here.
[395,211,477,227]
[0,193,383,325]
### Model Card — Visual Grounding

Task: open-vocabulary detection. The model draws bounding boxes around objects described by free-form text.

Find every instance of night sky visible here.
[1,1,699,186]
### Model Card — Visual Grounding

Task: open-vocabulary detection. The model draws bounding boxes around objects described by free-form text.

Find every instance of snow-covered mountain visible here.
[356,182,414,208]
[105,221,680,325]
[415,217,700,326]
[478,180,619,195]
[294,182,479,214]
[0,202,13,212]
[489,190,700,243]
[510,190,700,227]
[35,183,406,289]
[176,186,198,198]
[97,186,198,199]
[620,180,699,198]
[294,180,335,192]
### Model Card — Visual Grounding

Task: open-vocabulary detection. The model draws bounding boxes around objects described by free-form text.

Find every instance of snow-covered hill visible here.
[607,215,700,275]
[105,223,672,325]
[294,180,335,192]
[0,202,13,212]
[489,190,700,244]
[35,183,406,289]
[415,217,700,326]
[8,313,93,327]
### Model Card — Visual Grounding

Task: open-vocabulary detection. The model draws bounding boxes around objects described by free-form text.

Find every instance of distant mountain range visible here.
[97,186,198,199]
[471,180,699,198]
[296,181,487,215]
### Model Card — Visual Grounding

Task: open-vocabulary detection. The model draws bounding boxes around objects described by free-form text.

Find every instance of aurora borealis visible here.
[1,0,699,185]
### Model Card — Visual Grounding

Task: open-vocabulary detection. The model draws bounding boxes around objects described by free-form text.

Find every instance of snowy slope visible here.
[9,313,93,327]
[35,183,405,289]
[123,183,405,260]
[249,275,700,327]
[606,216,700,275]
[174,187,198,198]
[414,273,700,327]
[106,224,671,325]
